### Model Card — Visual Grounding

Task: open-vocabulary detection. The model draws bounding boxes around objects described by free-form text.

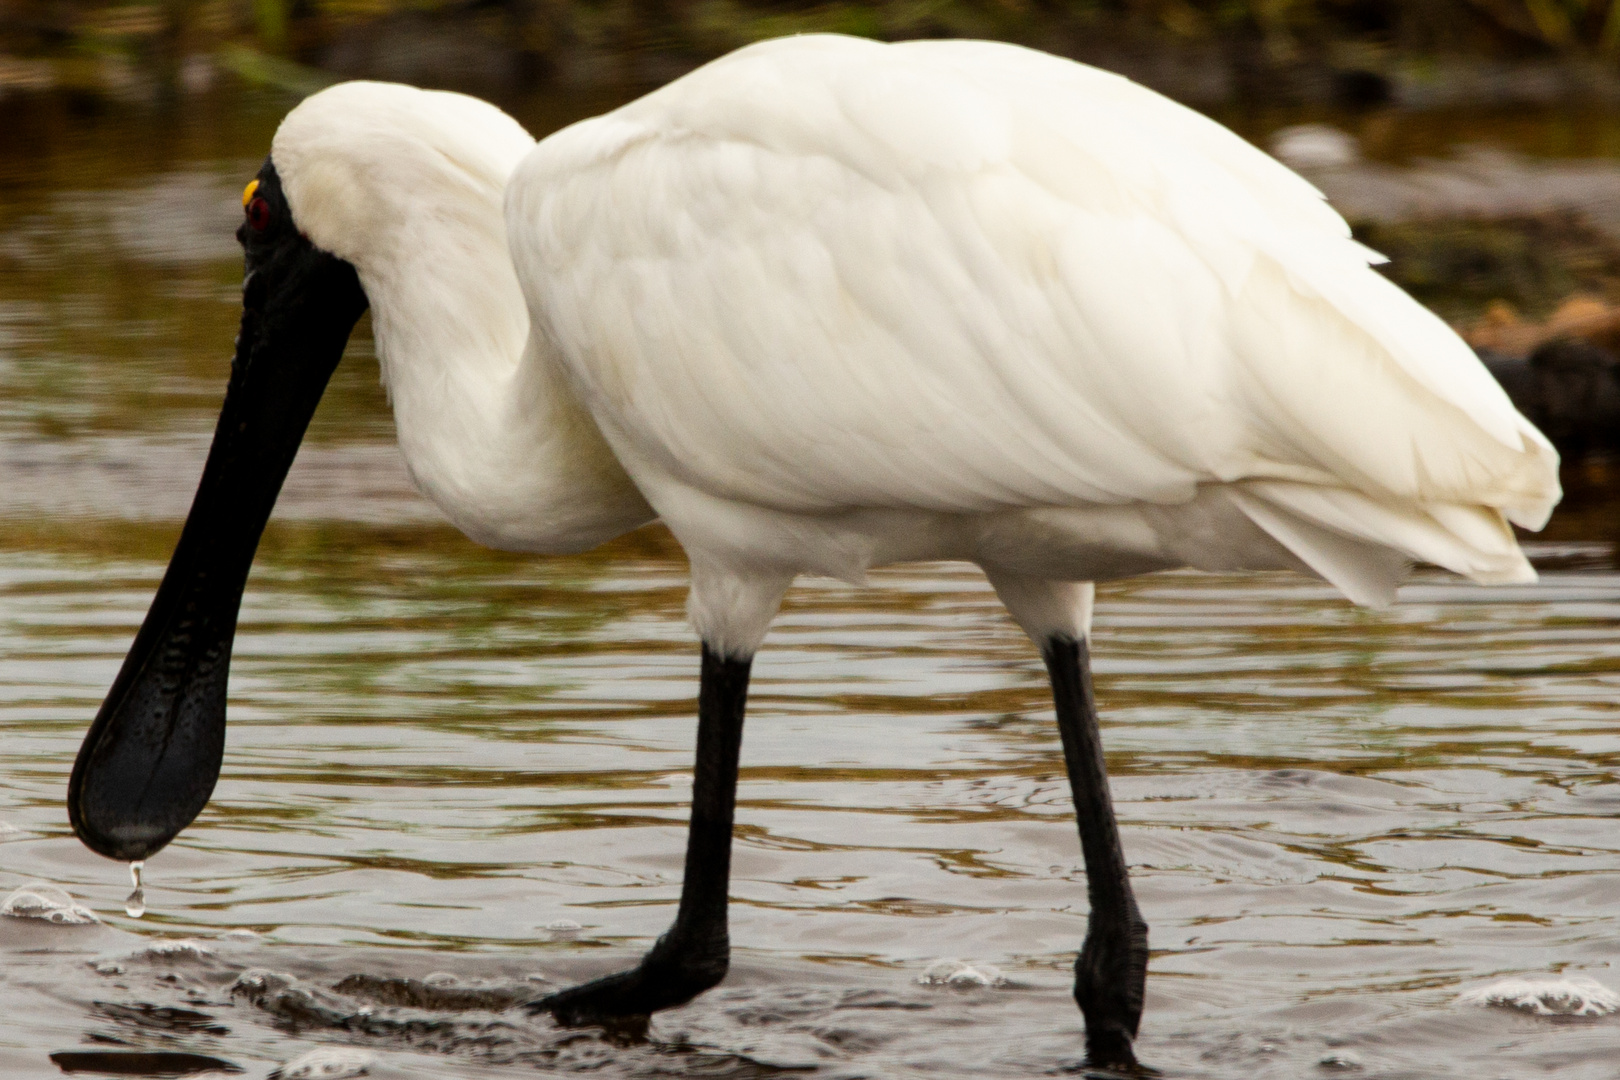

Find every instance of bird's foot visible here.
[1079,1029,1147,1076]
[1059,1052,1161,1079]
[528,933,728,1030]
[1074,912,1150,1075]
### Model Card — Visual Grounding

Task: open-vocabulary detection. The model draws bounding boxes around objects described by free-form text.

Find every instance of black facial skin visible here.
[68,160,370,862]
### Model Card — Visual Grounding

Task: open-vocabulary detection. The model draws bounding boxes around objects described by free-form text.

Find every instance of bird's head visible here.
[68,82,532,863]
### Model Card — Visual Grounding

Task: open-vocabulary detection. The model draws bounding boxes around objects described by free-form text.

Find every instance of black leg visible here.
[532,644,751,1029]
[1044,635,1149,1072]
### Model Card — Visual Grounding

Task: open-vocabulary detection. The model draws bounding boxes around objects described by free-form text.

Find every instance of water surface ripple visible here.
[2,539,1618,1078]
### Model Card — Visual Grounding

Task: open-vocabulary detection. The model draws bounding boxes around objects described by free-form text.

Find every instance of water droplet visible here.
[125,860,145,918]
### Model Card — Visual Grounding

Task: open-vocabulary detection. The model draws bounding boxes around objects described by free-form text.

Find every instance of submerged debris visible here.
[1319,1050,1364,1069]
[94,1001,230,1036]
[331,973,531,1012]
[49,1049,242,1075]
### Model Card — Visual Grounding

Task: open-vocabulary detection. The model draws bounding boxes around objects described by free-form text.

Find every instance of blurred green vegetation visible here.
[9,1,1620,96]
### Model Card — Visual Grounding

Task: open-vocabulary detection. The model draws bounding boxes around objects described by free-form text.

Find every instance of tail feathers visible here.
[1229,480,1536,608]
[1231,250,1562,534]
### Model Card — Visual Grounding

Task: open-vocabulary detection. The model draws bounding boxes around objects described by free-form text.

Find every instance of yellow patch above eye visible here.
[242,179,260,207]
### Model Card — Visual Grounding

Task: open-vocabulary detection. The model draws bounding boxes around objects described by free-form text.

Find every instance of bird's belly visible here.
[634,468,1302,586]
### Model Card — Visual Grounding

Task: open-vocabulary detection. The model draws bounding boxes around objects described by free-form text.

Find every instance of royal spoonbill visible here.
[68,34,1559,1071]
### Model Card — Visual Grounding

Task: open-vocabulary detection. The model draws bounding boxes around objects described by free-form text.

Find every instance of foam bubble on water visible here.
[273,1046,376,1079]
[1458,975,1620,1017]
[917,958,1007,989]
[143,938,214,959]
[219,928,263,944]
[100,939,215,966]
[92,938,216,975]
[1,881,99,924]
[1319,1051,1363,1070]
[233,968,297,995]
[543,918,583,940]
[422,971,458,987]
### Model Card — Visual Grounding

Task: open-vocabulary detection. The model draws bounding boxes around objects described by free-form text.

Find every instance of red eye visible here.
[246,196,271,232]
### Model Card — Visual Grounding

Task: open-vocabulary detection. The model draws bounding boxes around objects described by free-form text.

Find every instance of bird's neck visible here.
[365,233,653,553]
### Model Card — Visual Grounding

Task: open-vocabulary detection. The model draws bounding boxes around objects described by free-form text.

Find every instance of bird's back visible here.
[507,34,1559,604]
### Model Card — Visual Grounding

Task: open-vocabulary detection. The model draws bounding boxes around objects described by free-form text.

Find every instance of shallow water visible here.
[4,536,1620,1078]
[3,86,1620,1078]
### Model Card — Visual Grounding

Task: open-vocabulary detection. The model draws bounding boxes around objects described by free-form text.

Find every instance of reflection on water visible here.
[2,83,1620,1080]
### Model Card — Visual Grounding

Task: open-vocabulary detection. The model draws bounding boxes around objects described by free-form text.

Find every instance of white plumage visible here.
[273,32,1557,651]
[168,34,1571,1063]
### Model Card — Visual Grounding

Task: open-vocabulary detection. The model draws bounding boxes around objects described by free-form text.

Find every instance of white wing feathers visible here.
[508,35,1559,603]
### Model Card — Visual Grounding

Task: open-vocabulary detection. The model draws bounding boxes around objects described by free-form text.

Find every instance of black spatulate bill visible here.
[68,161,368,862]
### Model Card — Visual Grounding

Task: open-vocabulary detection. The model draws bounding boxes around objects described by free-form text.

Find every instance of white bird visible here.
[68,34,1559,1071]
